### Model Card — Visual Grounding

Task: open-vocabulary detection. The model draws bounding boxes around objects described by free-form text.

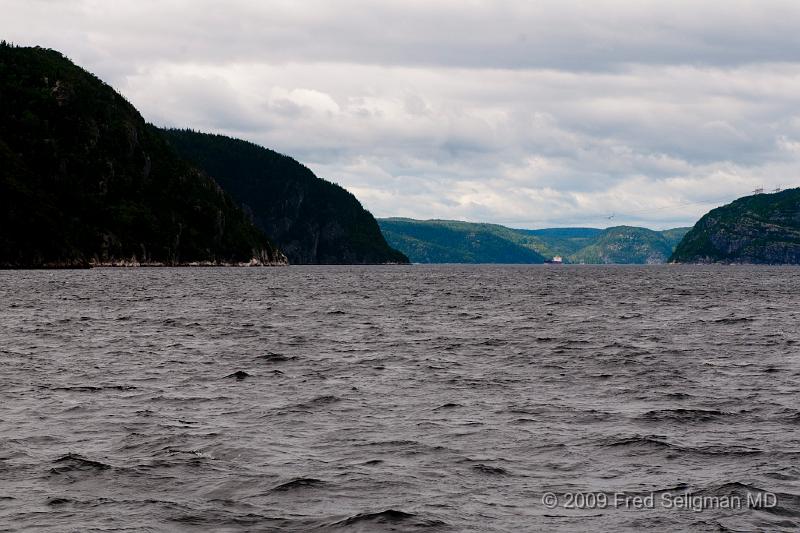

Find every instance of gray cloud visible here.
[10,0,800,70]
[3,0,800,228]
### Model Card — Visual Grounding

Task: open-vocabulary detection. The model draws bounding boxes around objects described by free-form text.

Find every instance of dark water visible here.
[1,265,800,532]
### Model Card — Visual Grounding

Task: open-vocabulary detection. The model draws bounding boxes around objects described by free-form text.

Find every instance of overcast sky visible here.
[4,0,800,228]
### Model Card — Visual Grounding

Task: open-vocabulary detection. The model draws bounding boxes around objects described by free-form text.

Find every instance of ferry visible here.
[545,255,563,264]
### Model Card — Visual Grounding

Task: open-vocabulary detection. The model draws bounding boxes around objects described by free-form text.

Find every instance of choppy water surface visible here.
[1,265,800,532]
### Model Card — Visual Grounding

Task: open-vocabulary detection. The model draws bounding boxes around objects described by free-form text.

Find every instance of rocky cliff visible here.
[670,188,800,264]
[163,130,408,264]
[0,44,284,267]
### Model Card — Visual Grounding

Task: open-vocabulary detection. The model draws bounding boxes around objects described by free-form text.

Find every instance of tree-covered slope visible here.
[378,218,546,263]
[0,44,282,267]
[659,227,694,250]
[670,188,800,264]
[515,227,603,257]
[569,226,689,264]
[378,218,689,264]
[163,129,408,265]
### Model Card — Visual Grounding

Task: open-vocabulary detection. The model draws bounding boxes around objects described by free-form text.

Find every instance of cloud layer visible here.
[4,0,800,228]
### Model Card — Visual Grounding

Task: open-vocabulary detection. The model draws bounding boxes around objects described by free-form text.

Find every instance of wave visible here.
[256,352,295,362]
[637,408,730,423]
[711,316,754,324]
[49,453,112,475]
[433,403,462,410]
[288,395,343,411]
[601,435,676,449]
[598,435,765,456]
[50,385,137,392]
[472,463,508,475]
[328,509,447,530]
[271,478,326,492]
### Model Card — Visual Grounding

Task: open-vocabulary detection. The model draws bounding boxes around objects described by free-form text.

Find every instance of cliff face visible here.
[163,130,408,265]
[670,188,800,264]
[0,45,284,267]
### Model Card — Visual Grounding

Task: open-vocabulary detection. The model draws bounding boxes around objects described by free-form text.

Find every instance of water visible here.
[1,265,799,532]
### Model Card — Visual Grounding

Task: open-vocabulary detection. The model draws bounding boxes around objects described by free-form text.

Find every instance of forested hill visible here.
[378,218,689,264]
[0,44,283,267]
[671,188,800,264]
[377,218,547,263]
[569,226,688,264]
[163,129,408,264]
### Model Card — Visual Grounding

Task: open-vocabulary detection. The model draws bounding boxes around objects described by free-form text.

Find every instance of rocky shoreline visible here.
[0,255,290,269]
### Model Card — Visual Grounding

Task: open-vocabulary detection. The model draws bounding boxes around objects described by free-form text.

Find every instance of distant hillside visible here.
[0,44,282,267]
[671,188,800,264]
[163,130,408,265]
[570,226,689,264]
[515,227,603,257]
[378,218,690,264]
[377,218,546,263]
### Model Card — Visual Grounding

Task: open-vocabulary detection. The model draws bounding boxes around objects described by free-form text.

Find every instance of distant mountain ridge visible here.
[378,218,690,264]
[163,130,408,265]
[377,218,547,264]
[671,188,800,264]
